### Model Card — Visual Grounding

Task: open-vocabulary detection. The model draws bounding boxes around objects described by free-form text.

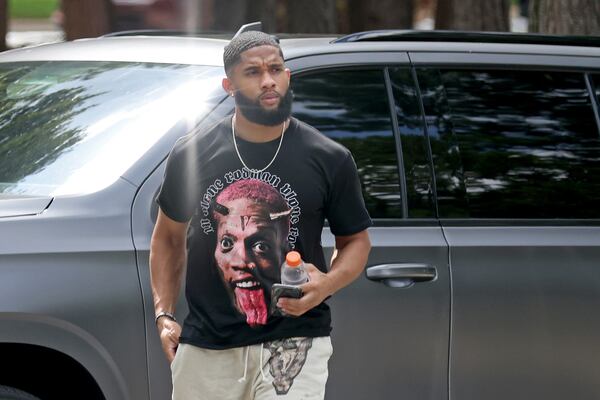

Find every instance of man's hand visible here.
[277,263,332,317]
[157,318,182,364]
[277,229,371,317]
[150,209,188,363]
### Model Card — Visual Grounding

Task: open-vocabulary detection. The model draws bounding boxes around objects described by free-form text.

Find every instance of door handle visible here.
[366,263,437,288]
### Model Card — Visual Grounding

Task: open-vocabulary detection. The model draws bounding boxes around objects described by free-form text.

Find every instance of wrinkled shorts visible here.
[171,336,333,400]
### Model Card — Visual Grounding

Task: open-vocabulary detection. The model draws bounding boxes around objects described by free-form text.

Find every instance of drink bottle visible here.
[280,251,309,286]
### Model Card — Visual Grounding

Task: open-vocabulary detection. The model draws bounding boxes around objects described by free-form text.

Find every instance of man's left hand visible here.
[277,263,332,317]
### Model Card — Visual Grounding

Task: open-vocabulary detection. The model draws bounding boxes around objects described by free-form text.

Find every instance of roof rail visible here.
[101,29,232,38]
[333,30,600,47]
[103,22,263,39]
[233,22,262,38]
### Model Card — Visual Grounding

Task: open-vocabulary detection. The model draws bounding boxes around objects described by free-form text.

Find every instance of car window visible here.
[418,68,600,219]
[0,61,223,198]
[388,67,436,218]
[589,74,600,108]
[291,69,402,219]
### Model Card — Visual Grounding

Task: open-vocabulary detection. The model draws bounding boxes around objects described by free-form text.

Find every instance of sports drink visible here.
[280,251,309,286]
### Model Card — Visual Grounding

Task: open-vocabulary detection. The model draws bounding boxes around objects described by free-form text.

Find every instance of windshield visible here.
[0,61,224,198]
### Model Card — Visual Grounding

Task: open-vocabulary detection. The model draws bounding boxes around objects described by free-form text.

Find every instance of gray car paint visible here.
[445,225,600,400]
[0,178,146,399]
[0,197,52,218]
[0,36,227,65]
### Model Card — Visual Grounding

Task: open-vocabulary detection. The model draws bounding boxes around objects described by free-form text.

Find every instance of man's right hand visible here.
[157,318,182,364]
[150,209,189,364]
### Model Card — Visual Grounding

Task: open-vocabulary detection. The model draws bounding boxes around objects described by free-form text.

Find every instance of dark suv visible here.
[1,29,599,400]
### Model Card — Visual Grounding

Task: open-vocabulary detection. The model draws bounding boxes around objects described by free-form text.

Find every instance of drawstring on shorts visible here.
[238,346,250,383]
[238,343,268,383]
[259,342,268,382]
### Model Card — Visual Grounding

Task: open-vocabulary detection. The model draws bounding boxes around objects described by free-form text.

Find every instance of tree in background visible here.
[193,0,415,35]
[210,0,246,31]
[246,0,278,33]
[209,0,278,33]
[435,0,510,31]
[201,0,336,33]
[0,0,6,51]
[529,0,600,35]
[287,0,337,33]
[348,0,414,32]
[62,0,114,40]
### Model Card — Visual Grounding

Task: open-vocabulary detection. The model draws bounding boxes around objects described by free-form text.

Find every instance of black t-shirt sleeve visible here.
[325,151,373,236]
[155,137,198,223]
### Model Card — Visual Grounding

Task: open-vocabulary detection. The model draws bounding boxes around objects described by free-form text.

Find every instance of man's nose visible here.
[260,70,276,90]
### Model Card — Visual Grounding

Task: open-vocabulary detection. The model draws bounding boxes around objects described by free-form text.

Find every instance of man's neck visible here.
[233,110,288,143]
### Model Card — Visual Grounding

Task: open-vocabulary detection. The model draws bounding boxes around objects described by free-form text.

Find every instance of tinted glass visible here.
[292,69,402,219]
[389,68,435,218]
[0,61,223,198]
[419,68,600,219]
[591,74,600,109]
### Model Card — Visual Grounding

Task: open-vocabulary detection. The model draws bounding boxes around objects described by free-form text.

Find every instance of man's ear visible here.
[222,77,234,96]
[285,68,291,80]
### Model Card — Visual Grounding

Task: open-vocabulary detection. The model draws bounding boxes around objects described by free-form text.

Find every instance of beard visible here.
[235,88,293,126]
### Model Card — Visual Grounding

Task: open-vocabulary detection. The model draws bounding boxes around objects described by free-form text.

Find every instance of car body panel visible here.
[322,226,450,400]
[0,37,227,65]
[409,51,600,69]
[0,197,53,218]
[0,313,130,400]
[132,157,177,400]
[444,225,600,400]
[5,36,600,66]
[0,178,147,399]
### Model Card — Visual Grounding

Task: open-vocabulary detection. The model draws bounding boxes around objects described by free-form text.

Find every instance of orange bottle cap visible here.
[286,251,302,267]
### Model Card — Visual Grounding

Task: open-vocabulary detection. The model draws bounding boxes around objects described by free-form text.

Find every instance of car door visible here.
[130,102,231,400]
[413,52,600,400]
[287,53,450,400]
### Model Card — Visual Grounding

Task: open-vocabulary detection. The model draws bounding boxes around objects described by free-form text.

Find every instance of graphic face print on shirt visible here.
[204,173,302,327]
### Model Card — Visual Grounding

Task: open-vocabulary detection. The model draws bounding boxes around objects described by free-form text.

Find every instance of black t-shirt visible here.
[156,116,372,349]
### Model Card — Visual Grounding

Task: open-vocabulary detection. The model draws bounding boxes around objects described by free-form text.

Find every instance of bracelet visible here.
[155,311,177,325]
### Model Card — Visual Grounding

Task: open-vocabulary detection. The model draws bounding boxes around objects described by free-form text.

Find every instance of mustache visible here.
[260,91,281,99]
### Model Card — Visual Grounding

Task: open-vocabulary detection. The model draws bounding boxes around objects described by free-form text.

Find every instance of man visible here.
[150,30,372,400]
[213,179,291,327]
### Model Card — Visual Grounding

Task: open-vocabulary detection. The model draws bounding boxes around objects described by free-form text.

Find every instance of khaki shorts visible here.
[171,336,333,400]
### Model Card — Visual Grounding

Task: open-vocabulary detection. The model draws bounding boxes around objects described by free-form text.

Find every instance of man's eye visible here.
[271,67,282,73]
[246,70,258,76]
[252,241,271,254]
[220,237,234,251]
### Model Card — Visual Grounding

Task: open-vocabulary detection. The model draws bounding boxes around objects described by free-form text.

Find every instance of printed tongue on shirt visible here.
[235,287,267,327]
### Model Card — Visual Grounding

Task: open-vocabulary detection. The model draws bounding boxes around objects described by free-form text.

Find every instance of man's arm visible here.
[277,229,371,316]
[149,208,189,363]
